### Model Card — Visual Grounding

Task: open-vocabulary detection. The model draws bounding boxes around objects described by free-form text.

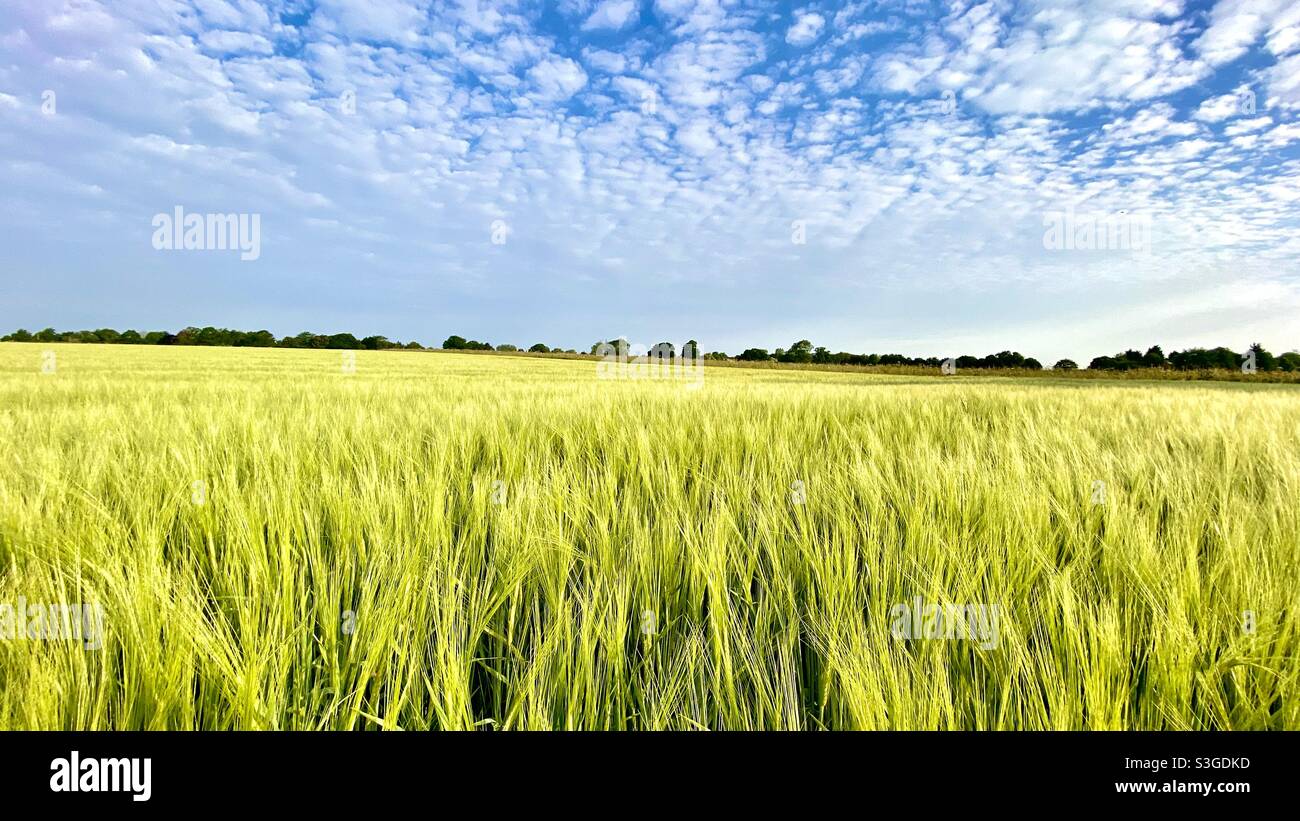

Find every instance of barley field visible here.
[0,342,1297,730]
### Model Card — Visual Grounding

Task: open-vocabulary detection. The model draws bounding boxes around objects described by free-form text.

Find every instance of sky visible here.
[0,0,1298,363]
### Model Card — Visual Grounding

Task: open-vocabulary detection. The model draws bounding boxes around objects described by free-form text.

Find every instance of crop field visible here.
[0,342,1297,730]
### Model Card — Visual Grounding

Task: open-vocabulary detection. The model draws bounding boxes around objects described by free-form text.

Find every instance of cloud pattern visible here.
[0,0,1297,361]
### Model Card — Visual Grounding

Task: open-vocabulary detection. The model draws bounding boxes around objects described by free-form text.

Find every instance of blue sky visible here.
[1,0,1298,362]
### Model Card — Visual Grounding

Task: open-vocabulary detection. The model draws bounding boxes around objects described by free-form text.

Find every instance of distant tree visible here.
[1142,345,1166,367]
[1278,352,1300,372]
[1209,347,1239,369]
[238,330,276,347]
[989,350,1025,368]
[1023,358,1042,370]
[404,341,423,349]
[4,329,33,342]
[325,333,360,349]
[738,348,771,361]
[528,343,550,353]
[1249,342,1277,371]
[283,333,307,348]
[1053,359,1078,370]
[705,351,729,360]
[779,339,813,364]
[443,335,468,350]
[195,326,229,346]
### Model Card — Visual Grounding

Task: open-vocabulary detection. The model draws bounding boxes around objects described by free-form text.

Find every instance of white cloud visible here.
[1100,104,1200,143]
[1224,115,1273,135]
[878,5,1209,114]
[310,0,428,44]
[583,0,638,31]
[1194,0,1290,66]
[674,119,716,154]
[198,30,274,55]
[786,12,826,47]
[584,48,628,73]
[526,56,589,100]
[1194,88,1252,121]
[1264,51,1300,108]
[653,32,765,107]
[1261,121,1300,145]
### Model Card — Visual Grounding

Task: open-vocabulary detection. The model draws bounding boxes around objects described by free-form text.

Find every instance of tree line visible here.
[589,337,1300,373]
[5,328,1297,372]
[729,340,1045,369]
[2,326,424,350]
[442,335,579,354]
[1085,344,1300,372]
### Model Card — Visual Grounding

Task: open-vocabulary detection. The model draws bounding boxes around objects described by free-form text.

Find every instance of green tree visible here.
[1249,342,1277,371]
[326,333,360,349]
[782,339,813,364]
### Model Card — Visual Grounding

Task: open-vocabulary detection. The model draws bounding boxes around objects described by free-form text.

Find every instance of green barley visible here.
[0,342,1296,729]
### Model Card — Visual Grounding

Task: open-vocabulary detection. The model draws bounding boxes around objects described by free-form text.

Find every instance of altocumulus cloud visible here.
[0,0,1297,363]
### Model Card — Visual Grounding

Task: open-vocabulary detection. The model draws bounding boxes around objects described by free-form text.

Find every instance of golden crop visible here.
[1,343,1297,729]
